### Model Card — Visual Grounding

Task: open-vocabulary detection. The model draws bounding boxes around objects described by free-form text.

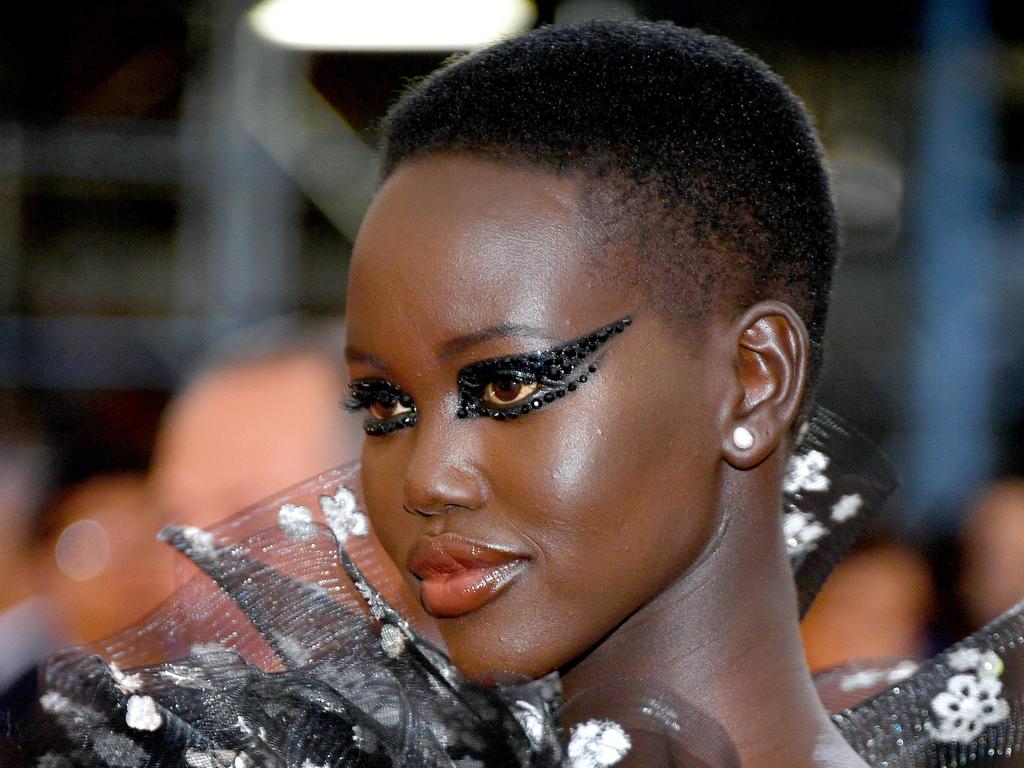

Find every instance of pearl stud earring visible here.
[732,426,754,450]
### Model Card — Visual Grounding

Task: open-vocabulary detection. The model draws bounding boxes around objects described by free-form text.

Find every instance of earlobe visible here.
[721,301,809,470]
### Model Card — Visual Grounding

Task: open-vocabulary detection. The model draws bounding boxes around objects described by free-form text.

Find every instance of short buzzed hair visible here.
[380,20,838,383]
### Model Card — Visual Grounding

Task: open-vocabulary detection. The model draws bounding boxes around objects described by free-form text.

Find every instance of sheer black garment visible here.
[13,410,1024,767]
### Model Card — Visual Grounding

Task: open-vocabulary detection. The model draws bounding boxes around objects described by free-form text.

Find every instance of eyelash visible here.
[345,315,631,436]
[455,316,631,421]
[344,379,417,436]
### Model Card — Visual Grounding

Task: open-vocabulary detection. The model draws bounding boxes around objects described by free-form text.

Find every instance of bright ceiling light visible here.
[248,0,537,52]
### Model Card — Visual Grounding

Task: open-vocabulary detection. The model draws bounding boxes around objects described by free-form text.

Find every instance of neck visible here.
[561,474,866,768]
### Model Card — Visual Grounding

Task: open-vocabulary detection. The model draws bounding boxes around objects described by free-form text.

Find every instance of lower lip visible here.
[419,560,528,618]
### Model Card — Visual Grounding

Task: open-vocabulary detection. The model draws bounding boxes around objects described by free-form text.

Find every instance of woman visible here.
[345,18,863,766]
[20,19,1024,768]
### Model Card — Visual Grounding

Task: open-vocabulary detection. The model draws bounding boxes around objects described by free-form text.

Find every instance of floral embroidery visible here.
[379,623,406,659]
[783,509,828,556]
[567,719,631,767]
[319,487,368,546]
[929,649,1010,743]
[179,526,217,558]
[39,691,104,728]
[929,674,1009,743]
[107,662,143,694]
[39,692,72,714]
[783,449,831,494]
[947,648,1004,678]
[277,503,316,541]
[838,661,919,692]
[125,695,162,731]
[830,493,863,523]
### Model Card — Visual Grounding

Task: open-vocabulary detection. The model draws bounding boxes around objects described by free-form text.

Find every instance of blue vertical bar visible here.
[909,0,996,530]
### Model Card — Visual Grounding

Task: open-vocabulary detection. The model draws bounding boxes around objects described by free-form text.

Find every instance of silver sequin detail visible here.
[783,509,828,556]
[39,692,76,715]
[380,623,406,658]
[108,662,144,694]
[929,673,1010,743]
[947,648,1004,677]
[184,749,238,768]
[567,719,632,767]
[236,716,268,744]
[830,493,863,523]
[369,701,402,728]
[125,695,162,731]
[351,724,379,754]
[90,733,147,768]
[189,642,225,658]
[783,449,831,494]
[319,487,368,546]
[159,664,213,689]
[838,661,919,692]
[39,691,104,728]
[179,526,217,558]
[91,732,148,768]
[510,700,546,745]
[269,630,312,666]
[277,503,317,541]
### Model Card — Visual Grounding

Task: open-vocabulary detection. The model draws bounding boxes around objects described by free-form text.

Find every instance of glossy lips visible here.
[408,535,529,618]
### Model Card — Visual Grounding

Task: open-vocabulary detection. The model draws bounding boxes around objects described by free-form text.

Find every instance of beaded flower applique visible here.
[929,649,1010,743]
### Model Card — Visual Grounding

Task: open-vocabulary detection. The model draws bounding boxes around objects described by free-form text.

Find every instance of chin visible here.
[435,604,571,684]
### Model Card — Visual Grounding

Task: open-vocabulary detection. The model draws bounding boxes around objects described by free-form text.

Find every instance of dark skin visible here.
[346,153,867,767]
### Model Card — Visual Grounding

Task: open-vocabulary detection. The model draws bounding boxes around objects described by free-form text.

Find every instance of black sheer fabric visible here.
[26,465,567,768]
[830,612,1024,767]
[12,409,1024,767]
[785,409,898,618]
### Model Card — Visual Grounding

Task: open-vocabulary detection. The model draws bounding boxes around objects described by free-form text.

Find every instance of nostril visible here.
[403,503,472,517]
[402,458,487,517]
[404,504,434,518]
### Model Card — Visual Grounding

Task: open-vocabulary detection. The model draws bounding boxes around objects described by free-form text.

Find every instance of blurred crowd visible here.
[0,322,364,717]
[2,318,1024,718]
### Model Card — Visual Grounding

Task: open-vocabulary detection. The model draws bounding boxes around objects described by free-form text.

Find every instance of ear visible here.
[721,300,809,470]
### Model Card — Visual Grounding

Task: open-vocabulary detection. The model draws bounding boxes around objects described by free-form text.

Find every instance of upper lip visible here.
[408,534,529,580]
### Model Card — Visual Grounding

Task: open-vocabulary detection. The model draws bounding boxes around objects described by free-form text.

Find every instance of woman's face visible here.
[346,154,729,680]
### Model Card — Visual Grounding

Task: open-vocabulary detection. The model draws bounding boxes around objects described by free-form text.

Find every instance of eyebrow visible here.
[438,323,559,360]
[344,346,392,374]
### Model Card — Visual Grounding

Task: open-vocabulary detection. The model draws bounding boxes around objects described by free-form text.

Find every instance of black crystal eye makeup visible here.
[345,379,417,436]
[455,315,632,421]
[344,316,632,434]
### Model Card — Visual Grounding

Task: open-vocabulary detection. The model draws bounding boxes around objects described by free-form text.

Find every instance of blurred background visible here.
[0,0,1023,702]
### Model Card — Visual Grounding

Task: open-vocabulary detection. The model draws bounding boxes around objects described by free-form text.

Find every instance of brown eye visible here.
[368,398,412,421]
[483,376,539,407]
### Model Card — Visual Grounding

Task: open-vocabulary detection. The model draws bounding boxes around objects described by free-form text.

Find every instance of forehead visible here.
[347,155,628,354]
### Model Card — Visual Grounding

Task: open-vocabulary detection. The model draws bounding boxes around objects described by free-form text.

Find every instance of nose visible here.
[402,409,487,517]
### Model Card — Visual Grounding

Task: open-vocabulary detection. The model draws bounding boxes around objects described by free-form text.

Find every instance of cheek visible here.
[359,445,418,579]
[491,381,721,619]
[354,362,722,678]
